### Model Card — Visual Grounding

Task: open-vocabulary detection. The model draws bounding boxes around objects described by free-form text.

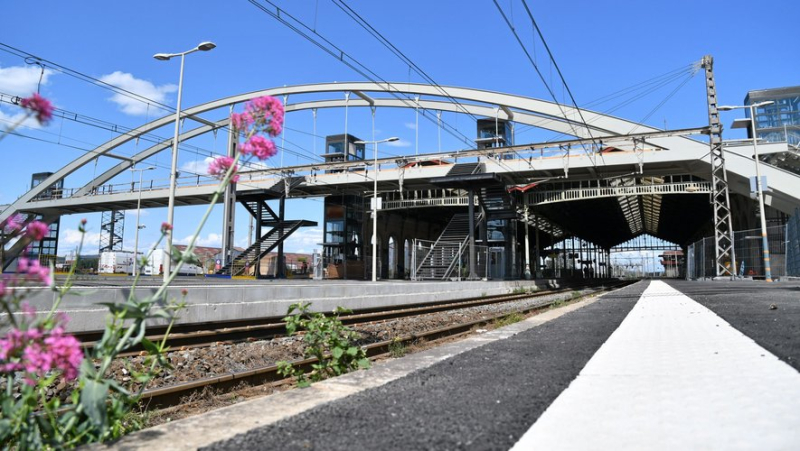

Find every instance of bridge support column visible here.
[221,125,237,270]
[468,188,477,280]
[277,195,286,279]
[254,201,262,278]
[524,207,531,280]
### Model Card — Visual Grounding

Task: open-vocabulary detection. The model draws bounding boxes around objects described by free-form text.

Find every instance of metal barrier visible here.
[411,239,488,280]
[787,208,800,277]
[687,224,790,279]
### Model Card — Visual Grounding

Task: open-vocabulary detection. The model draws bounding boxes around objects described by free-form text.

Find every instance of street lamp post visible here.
[354,137,399,282]
[130,166,155,277]
[154,41,216,282]
[719,100,775,282]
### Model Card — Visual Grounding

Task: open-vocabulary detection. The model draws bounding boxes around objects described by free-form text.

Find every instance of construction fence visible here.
[687,212,800,279]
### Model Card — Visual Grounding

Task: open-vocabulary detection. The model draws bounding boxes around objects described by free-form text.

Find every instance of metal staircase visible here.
[414,212,483,280]
[217,192,316,276]
[217,219,314,276]
[477,184,517,220]
[445,162,483,177]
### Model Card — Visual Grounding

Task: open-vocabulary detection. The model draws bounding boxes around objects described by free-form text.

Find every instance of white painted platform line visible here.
[511,280,800,451]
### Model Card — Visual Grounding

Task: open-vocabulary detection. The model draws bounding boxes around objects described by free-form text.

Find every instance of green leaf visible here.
[105,379,131,396]
[331,347,344,359]
[357,358,371,369]
[346,346,359,357]
[0,419,11,442]
[81,379,110,430]
[140,337,160,355]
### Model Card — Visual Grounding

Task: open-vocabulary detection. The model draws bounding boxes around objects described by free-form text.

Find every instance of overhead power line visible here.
[246,0,477,149]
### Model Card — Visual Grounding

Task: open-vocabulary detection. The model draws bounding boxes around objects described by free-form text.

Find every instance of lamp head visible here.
[387,137,400,142]
[197,41,216,51]
[153,53,172,61]
[717,105,736,111]
[752,100,775,108]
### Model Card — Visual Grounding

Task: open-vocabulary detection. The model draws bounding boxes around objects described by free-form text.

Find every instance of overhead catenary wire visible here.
[246,0,477,150]
[514,63,697,136]
[330,0,480,122]
[492,0,599,162]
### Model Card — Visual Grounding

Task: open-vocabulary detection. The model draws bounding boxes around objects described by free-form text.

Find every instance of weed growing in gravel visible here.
[276,303,370,388]
[388,338,407,358]
[493,312,525,328]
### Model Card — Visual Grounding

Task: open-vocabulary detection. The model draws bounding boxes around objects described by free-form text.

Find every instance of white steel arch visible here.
[2,81,665,223]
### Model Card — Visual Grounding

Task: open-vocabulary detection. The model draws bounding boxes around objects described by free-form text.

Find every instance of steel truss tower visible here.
[701,55,737,277]
[99,210,125,253]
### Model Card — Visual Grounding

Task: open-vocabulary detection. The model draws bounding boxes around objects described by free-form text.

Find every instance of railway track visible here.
[74,281,616,355]
[137,280,633,409]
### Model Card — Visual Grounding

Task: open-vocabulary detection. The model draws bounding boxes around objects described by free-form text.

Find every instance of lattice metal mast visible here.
[99,210,125,253]
[701,55,737,277]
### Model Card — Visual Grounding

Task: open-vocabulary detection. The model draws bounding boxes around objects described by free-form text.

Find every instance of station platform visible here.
[22,277,563,333]
[102,279,800,450]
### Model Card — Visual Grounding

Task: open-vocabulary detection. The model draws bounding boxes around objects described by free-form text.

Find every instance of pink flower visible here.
[208,156,239,183]
[0,320,83,382]
[25,221,49,241]
[232,96,284,138]
[160,222,173,234]
[230,112,254,131]
[240,135,277,161]
[20,93,54,125]
[1,214,24,234]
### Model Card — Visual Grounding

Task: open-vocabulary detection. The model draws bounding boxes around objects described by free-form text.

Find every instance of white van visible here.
[98,251,137,274]
[143,249,204,276]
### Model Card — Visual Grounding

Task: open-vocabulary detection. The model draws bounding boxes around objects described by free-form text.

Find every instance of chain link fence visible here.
[687,223,793,279]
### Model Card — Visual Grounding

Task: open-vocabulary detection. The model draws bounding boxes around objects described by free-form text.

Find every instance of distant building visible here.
[744,86,800,146]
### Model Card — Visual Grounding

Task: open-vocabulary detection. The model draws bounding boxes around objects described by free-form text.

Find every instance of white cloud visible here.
[0,65,54,97]
[123,209,149,218]
[60,229,102,248]
[176,232,222,247]
[385,139,410,148]
[404,122,417,130]
[282,228,322,253]
[0,109,41,131]
[180,157,214,176]
[99,71,176,116]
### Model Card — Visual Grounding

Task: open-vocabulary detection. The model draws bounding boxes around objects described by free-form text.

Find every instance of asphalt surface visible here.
[666,279,800,371]
[202,281,649,451]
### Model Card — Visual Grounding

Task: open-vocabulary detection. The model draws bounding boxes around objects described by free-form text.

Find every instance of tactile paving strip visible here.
[512,280,800,450]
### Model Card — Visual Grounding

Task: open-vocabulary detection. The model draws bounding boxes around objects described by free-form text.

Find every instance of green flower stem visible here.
[150,150,244,303]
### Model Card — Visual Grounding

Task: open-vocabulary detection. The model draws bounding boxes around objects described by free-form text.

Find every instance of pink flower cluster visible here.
[25,221,49,241]
[0,322,83,383]
[208,156,239,183]
[1,214,24,234]
[231,96,284,138]
[16,257,52,286]
[239,135,276,160]
[20,93,54,125]
[208,96,284,183]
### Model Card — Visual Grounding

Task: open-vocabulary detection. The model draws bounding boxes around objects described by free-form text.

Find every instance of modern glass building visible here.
[744,86,800,146]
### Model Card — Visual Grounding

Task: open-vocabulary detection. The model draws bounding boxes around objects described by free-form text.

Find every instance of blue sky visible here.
[1,0,798,257]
